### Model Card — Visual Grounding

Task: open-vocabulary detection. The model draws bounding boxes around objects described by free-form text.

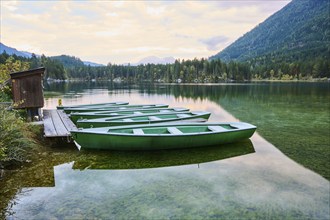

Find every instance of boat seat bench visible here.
[208,126,227,132]
[149,116,161,120]
[133,128,144,135]
[167,127,183,135]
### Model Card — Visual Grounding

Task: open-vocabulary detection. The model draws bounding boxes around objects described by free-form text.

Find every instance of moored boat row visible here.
[57,102,257,151]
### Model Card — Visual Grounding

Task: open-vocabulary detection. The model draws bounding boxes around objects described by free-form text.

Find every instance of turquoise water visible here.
[3,82,330,219]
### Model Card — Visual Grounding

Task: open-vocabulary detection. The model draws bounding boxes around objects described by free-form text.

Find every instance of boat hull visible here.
[57,102,128,110]
[70,107,189,124]
[76,112,211,128]
[64,104,169,114]
[71,122,256,150]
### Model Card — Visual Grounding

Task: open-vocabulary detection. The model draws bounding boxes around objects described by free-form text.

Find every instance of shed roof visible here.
[10,67,45,79]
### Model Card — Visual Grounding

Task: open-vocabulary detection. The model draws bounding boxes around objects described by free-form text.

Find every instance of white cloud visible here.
[0,0,291,64]
[106,12,118,17]
[1,1,18,12]
[95,31,120,37]
[199,36,230,51]
[146,6,166,16]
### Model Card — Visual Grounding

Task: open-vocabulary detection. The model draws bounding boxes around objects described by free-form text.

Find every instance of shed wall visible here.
[11,69,44,109]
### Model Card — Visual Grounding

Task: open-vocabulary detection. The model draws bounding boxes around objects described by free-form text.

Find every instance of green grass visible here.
[0,108,37,167]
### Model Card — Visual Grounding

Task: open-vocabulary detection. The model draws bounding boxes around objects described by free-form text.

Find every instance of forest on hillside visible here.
[0,52,329,84]
[210,0,330,63]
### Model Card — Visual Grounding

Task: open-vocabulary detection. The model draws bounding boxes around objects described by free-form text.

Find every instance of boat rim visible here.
[71,122,257,137]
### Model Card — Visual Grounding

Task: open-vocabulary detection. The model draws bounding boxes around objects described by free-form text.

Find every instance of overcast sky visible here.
[1,0,290,65]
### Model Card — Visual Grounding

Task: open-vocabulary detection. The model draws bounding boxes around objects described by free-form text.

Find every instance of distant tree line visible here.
[0,52,66,82]
[58,56,330,82]
[0,52,329,84]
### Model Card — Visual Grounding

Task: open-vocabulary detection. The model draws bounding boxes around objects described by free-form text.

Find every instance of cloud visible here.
[0,0,291,64]
[1,1,18,12]
[146,6,166,16]
[199,36,230,51]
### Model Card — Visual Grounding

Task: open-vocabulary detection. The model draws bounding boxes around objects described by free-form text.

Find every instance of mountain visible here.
[136,56,176,65]
[0,42,104,67]
[83,61,104,67]
[50,55,85,68]
[0,42,33,58]
[210,0,330,62]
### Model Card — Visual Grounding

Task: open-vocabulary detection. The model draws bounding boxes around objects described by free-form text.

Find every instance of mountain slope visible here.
[136,56,176,65]
[210,0,330,62]
[50,55,85,68]
[0,42,33,57]
[0,42,104,67]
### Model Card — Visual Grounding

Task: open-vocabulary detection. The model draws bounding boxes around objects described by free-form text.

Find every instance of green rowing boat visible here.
[71,122,257,150]
[63,104,169,114]
[70,107,189,124]
[57,101,128,110]
[76,111,211,128]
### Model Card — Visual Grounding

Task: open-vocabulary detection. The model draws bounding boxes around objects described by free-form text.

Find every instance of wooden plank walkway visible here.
[43,109,77,138]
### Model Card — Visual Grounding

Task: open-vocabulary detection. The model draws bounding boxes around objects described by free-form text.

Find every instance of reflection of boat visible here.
[70,107,189,124]
[72,139,255,170]
[57,101,128,110]
[63,104,169,113]
[71,122,256,150]
[76,111,211,128]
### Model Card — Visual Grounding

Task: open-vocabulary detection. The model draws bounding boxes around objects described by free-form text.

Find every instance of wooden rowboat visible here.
[70,107,189,124]
[63,104,169,114]
[57,102,128,110]
[76,111,211,128]
[71,122,257,150]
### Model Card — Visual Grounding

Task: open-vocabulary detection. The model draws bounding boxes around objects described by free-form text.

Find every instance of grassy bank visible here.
[0,108,37,168]
[0,89,38,169]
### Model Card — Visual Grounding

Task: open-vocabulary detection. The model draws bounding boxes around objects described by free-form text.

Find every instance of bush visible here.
[0,107,35,168]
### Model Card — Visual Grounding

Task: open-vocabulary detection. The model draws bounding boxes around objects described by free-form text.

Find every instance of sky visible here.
[0,0,291,65]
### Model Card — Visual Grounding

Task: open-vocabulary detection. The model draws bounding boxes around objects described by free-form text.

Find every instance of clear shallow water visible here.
[5,82,330,219]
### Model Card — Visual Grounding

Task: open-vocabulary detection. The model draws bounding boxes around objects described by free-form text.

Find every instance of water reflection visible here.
[7,134,329,219]
[73,140,255,170]
[5,82,329,219]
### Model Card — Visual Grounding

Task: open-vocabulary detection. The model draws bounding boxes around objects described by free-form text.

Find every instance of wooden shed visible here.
[10,67,45,119]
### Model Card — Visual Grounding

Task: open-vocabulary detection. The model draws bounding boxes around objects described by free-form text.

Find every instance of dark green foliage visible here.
[66,58,250,82]
[63,57,329,82]
[42,55,67,80]
[0,108,36,167]
[50,55,85,68]
[0,53,67,80]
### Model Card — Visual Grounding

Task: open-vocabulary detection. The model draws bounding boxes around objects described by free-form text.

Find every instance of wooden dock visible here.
[43,109,77,138]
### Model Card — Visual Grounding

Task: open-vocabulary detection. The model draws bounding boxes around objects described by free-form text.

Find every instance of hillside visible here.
[0,42,32,58]
[210,0,330,63]
[50,55,85,68]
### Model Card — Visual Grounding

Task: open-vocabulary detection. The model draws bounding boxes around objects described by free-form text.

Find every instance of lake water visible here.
[3,82,330,219]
